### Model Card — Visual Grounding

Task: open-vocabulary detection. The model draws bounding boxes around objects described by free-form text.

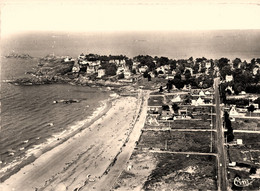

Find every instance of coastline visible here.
[0,92,141,191]
[0,95,114,183]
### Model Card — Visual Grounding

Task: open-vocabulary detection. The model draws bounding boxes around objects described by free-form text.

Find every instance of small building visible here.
[139,65,148,73]
[116,67,125,75]
[226,75,233,82]
[191,97,205,106]
[124,71,132,79]
[199,90,206,97]
[171,95,182,103]
[72,65,80,73]
[97,69,106,78]
[78,53,85,60]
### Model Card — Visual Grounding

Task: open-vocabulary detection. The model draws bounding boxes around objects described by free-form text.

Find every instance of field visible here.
[113,151,218,191]
[137,131,216,153]
[232,118,260,131]
[148,96,165,106]
[227,132,260,190]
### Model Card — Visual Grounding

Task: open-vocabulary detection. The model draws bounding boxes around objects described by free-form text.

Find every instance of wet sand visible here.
[1,92,145,191]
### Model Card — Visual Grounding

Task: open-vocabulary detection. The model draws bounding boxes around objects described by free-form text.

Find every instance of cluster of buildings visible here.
[147,89,214,121]
[69,53,133,80]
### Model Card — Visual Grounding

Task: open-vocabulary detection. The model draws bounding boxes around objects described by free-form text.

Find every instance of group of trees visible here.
[224,112,234,142]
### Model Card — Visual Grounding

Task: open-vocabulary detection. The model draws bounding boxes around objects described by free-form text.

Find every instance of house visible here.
[205,61,211,69]
[229,106,245,117]
[226,75,233,82]
[156,66,165,74]
[205,90,211,96]
[165,74,174,80]
[178,108,188,116]
[116,67,125,75]
[72,65,80,73]
[184,67,193,75]
[191,97,205,106]
[225,86,234,94]
[132,61,140,70]
[124,71,132,79]
[109,59,126,67]
[78,53,85,60]
[199,90,206,97]
[97,69,106,78]
[64,56,73,62]
[161,110,172,120]
[139,65,148,73]
[171,95,182,103]
[253,67,259,75]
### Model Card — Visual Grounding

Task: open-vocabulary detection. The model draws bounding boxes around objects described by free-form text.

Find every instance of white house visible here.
[72,65,80,73]
[97,69,106,78]
[205,61,211,69]
[199,90,206,97]
[253,67,259,75]
[229,106,245,117]
[132,61,140,70]
[225,75,233,82]
[116,67,125,75]
[156,66,165,74]
[139,65,148,73]
[124,71,132,79]
[171,95,182,103]
[78,53,85,60]
[192,97,205,106]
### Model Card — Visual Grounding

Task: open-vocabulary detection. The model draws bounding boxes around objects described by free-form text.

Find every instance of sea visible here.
[0,30,260,180]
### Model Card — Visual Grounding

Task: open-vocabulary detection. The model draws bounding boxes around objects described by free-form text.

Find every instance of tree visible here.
[248,105,255,113]
[192,63,200,74]
[184,69,191,81]
[104,63,117,76]
[233,58,241,69]
[172,103,179,113]
[147,74,151,81]
[118,73,124,79]
[220,65,232,79]
[218,58,230,70]
[143,71,149,78]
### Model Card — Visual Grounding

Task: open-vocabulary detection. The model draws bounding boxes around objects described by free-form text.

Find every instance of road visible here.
[214,77,228,191]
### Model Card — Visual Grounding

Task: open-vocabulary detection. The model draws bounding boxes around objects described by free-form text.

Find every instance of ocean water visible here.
[2,30,260,60]
[0,57,110,179]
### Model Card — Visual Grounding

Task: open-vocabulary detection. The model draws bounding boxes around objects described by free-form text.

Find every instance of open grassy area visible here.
[113,151,217,191]
[232,118,260,131]
[148,96,165,106]
[137,131,216,153]
[170,120,212,129]
[143,153,218,191]
[233,132,260,150]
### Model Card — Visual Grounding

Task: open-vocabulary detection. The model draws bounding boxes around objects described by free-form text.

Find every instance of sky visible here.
[1,0,260,37]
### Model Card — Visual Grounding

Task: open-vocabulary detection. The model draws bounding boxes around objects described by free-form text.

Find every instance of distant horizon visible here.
[1,0,260,37]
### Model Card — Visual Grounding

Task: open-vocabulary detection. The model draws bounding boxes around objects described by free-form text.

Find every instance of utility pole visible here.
[210,107,213,153]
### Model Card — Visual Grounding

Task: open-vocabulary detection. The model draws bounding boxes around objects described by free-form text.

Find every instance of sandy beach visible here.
[1,90,148,191]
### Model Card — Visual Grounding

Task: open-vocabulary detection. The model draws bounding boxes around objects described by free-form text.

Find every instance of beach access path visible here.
[1,91,145,191]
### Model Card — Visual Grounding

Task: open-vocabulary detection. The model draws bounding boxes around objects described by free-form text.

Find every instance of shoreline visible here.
[1,93,140,191]
[0,95,114,183]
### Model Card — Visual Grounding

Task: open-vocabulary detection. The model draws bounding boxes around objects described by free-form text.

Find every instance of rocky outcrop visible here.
[11,56,75,85]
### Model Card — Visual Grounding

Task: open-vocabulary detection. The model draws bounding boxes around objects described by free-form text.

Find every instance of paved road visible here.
[214,77,228,191]
[143,128,217,132]
[148,150,218,156]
